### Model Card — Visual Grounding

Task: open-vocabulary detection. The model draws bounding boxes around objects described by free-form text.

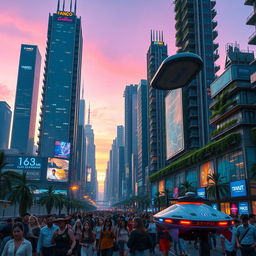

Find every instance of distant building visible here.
[0,102,12,150]
[245,0,256,45]
[147,31,168,175]
[38,3,83,188]
[124,85,138,197]
[137,80,148,195]
[11,44,41,154]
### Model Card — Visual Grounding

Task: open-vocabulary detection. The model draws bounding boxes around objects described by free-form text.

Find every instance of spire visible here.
[74,0,77,14]
[57,0,60,11]
[82,80,85,99]
[63,0,65,11]
[88,103,91,125]
[70,0,73,12]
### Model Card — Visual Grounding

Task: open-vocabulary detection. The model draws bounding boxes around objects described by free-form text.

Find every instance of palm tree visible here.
[7,172,36,216]
[55,194,67,215]
[39,186,60,214]
[207,173,229,208]
[154,192,161,211]
[162,189,171,208]
[179,181,194,196]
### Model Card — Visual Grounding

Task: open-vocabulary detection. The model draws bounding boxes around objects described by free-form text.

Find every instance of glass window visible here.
[175,172,185,187]
[186,169,197,189]
[217,150,245,182]
[220,202,230,215]
[165,177,174,191]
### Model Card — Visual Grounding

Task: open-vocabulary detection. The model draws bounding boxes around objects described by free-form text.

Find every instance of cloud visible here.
[0,82,14,103]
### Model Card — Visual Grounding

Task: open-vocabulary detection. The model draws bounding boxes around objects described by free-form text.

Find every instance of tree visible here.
[55,194,67,215]
[7,172,36,216]
[154,192,161,211]
[179,181,194,196]
[207,173,229,208]
[39,186,60,214]
[162,189,171,208]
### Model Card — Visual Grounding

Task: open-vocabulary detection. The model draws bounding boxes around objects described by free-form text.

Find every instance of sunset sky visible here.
[0,0,254,195]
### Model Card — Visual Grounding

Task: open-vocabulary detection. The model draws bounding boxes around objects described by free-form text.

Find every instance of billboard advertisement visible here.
[197,188,206,199]
[159,180,165,195]
[33,189,67,195]
[47,158,69,182]
[165,89,184,160]
[54,141,71,159]
[230,180,247,197]
[3,156,43,181]
[200,161,214,187]
[239,202,249,214]
[230,203,239,215]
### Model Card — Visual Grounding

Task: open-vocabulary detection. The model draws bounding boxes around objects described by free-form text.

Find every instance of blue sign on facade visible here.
[239,202,249,215]
[230,180,247,197]
[197,188,206,199]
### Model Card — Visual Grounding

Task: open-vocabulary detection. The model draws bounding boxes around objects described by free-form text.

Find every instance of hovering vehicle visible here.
[154,193,234,256]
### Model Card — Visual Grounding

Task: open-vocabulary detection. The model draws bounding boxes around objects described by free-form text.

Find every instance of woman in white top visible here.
[116,219,129,256]
[2,222,32,256]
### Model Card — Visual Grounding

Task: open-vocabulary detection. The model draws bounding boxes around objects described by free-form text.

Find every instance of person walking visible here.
[157,227,171,256]
[220,225,237,256]
[146,215,157,255]
[116,219,129,256]
[27,215,40,256]
[37,215,59,256]
[236,214,256,256]
[2,223,32,256]
[127,217,152,256]
[99,218,115,256]
[94,218,104,256]
[52,216,76,256]
[73,219,83,256]
[80,221,96,256]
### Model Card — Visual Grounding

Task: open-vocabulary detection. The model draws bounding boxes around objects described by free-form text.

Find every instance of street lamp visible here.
[150,52,203,90]
[69,185,79,191]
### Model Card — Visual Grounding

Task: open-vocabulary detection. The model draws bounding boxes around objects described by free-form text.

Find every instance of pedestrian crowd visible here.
[0,211,256,256]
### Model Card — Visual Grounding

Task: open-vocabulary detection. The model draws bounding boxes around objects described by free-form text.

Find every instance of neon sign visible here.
[57,17,73,22]
[57,11,73,16]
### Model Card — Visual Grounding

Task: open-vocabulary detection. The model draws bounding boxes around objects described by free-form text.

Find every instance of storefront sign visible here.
[230,203,238,215]
[230,180,247,197]
[197,188,206,199]
[239,202,249,215]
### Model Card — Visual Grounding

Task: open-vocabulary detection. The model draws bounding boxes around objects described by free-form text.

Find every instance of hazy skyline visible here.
[0,0,254,193]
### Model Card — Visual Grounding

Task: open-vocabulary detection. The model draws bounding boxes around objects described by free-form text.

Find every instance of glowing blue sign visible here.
[197,188,206,199]
[239,202,249,215]
[230,180,247,197]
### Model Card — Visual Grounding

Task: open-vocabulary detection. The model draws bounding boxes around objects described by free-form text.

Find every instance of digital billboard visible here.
[200,161,214,187]
[197,188,206,199]
[165,89,184,160]
[230,180,247,197]
[47,158,69,182]
[159,180,165,195]
[54,141,71,159]
[239,202,249,214]
[3,156,43,181]
[33,189,67,195]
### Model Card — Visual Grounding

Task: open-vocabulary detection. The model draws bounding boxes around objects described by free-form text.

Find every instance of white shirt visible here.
[2,239,32,256]
[220,227,237,252]
[48,174,58,180]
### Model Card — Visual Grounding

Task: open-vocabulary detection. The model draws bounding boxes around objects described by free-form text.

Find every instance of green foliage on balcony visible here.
[210,119,238,137]
[149,133,241,183]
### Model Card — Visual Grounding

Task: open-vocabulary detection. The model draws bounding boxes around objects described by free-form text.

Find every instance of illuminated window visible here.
[220,202,230,215]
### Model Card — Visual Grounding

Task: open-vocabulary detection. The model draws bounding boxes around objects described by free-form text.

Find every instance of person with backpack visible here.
[127,217,152,256]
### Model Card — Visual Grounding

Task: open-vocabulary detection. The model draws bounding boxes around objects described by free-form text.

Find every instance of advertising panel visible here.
[200,161,214,187]
[230,203,239,215]
[197,188,206,199]
[3,156,43,181]
[47,158,69,182]
[54,141,71,159]
[173,187,179,199]
[33,189,67,195]
[239,202,249,215]
[159,180,165,195]
[230,180,247,197]
[165,89,184,160]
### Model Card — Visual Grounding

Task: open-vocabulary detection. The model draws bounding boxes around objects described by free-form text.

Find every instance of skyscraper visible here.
[147,31,168,175]
[124,85,138,196]
[38,1,83,183]
[245,0,256,45]
[137,80,148,195]
[11,45,41,154]
[173,0,219,156]
[0,102,12,150]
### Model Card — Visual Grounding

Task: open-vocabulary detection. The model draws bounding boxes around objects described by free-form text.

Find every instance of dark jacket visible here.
[127,230,152,252]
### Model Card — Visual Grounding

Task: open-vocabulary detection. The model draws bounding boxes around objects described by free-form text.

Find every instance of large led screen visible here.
[47,158,69,182]
[165,89,184,160]
[3,156,42,181]
[54,141,70,159]
[200,161,214,187]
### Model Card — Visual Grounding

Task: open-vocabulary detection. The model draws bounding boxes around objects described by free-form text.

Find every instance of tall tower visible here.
[147,31,168,175]
[173,0,219,156]
[137,80,148,195]
[124,85,138,197]
[11,45,41,154]
[245,0,256,45]
[38,1,83,183]
[0,102,12,150]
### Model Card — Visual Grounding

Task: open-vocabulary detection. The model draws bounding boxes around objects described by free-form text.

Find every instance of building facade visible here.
[137,80,149,195]
[38,5,83,187]
[172,0,219,159]
[124,85,138,197]
[0,102,12,150]
[147,31,168,175]
[11,45,41,154]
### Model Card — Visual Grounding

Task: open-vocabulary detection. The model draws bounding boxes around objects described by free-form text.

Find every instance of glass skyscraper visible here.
[0,101,12,150]
[38,3,83,181]
[11,44,41,154]
[147,31,168,174]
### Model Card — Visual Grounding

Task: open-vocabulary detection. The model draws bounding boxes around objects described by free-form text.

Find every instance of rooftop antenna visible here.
[70,0,73,12]
[74,0,77,14]
[57,0,60,11]
[151,30,152,42]
[63,0,65,11]
[162,31,164,42]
